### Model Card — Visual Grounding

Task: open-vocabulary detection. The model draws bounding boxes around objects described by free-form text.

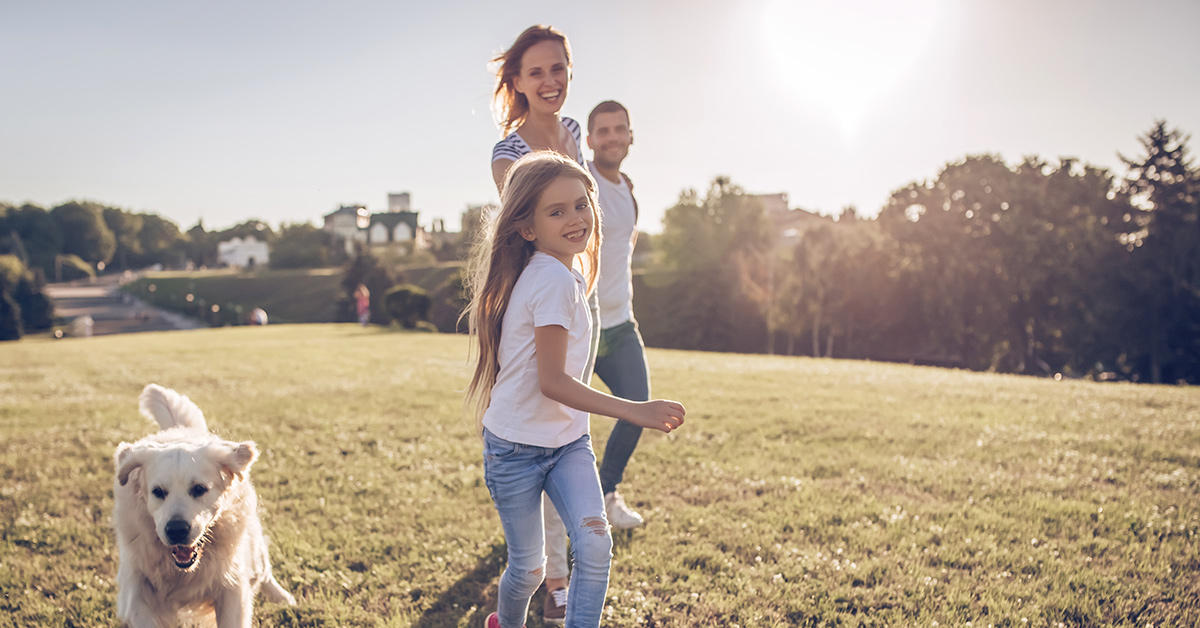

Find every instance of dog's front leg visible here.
[116,570,175,628]
[213,583,253,628]
[117,600,175,628]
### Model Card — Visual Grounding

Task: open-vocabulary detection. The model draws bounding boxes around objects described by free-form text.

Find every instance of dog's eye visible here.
[190,485,209,498]
[151,487,167,500]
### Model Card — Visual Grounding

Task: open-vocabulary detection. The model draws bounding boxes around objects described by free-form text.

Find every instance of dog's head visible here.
[115,437,258,571]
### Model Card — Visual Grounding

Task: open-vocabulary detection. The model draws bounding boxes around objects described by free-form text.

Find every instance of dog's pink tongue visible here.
[172,546,194,562]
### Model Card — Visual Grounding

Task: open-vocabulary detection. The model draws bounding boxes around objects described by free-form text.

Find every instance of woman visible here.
[491,24,586,189]
[486,24,598,627]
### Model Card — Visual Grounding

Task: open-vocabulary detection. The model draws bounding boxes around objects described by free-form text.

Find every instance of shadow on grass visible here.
[411,541,507,628]
[611,528,636,555]
[411,529,639,628]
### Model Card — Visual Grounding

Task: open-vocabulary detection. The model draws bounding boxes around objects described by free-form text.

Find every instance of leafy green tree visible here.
[433,270,468,333]
[878,155,1011,368]
[1119,121,1200,383]
[384,284,432,329]
[103,207,144,271]
[185,221,217,268]
[0,203,21,262]
[136,214,187,268]
[659,177,773,272]
[1,204,62,278]
[777,223,838,356]
[1018,158,1134,376]
[0,203,11,242]
[0,255,53,331]
[51,201,116,268]
[877,154,1135,374]
[270,223,331,269]
[338,246,398,324]
[774,219,896,358]
[0,288,20,340]
[653,177,774,352]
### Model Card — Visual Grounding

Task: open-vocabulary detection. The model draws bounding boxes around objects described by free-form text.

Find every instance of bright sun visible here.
[762,0,940,139]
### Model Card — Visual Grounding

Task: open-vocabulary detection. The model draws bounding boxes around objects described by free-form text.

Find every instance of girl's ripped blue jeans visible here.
[483,429,612,628]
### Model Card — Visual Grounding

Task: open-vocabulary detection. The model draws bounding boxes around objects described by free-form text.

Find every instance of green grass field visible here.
[3,326,1199,627]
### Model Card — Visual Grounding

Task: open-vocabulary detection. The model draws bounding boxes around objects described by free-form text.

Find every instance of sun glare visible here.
[763,0,940,139]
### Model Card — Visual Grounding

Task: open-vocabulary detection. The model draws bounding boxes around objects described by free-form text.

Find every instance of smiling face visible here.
[587,109,633,171]
[513,39,570,117]
[520,175,594,267]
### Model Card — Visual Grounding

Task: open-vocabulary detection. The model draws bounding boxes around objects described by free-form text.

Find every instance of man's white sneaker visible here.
[604,491,644,529]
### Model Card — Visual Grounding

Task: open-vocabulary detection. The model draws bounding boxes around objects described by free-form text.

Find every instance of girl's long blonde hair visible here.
[491,24,572,137]
[463,152,601,432]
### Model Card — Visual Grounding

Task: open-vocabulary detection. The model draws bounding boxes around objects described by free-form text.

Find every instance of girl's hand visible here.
[533,325,686,431]
[625,400,686,433]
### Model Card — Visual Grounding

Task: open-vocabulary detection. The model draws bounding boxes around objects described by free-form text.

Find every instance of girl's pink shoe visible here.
[485,612,524,628]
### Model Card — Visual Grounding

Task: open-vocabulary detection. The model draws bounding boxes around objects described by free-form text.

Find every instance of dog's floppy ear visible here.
[220,441,259,481]
[115,443,146,487]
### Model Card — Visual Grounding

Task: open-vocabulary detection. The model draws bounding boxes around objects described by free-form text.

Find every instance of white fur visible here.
[113,384,296,627]
[138,384,208,431]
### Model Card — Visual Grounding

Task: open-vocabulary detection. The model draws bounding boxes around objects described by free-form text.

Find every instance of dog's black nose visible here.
[165,519,190,544]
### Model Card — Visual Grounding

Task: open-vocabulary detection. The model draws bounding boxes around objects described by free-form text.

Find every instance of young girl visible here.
[354,284,370,326]
[464,152,686,628]
[488,25,596,623]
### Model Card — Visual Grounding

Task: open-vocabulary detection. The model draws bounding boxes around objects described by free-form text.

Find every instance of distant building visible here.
[323,205,371,256]
[426,217,456,249]
[217,235,269,268]
[366,211,422,248]
[750,192,829,249]
[754,192,790,216]
[321,192,433,256]
[388,192,411,212]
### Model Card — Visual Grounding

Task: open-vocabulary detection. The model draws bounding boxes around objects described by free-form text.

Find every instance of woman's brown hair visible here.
[491,24,572,137]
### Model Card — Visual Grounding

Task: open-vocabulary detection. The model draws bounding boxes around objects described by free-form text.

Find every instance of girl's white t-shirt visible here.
[482,252,593,448]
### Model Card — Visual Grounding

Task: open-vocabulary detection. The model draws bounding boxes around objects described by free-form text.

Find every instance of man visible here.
[541,100,649,624]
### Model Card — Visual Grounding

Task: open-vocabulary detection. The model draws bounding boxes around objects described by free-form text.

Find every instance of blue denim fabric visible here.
[594,320,651,495]
[483,429,612,628]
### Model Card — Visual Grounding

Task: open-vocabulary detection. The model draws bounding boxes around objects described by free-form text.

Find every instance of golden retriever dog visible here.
[113,384,296,627]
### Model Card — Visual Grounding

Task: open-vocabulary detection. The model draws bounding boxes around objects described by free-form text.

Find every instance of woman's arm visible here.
[534,325,684,433]
[492,158,514,191]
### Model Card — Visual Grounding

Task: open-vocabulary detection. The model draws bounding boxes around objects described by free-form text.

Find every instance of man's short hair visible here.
[587,100,630,134]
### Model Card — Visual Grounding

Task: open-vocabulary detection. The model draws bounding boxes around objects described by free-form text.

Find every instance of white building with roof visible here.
[217,236,270,268]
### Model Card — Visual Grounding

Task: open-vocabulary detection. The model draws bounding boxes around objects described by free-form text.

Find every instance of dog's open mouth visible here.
[170,544,201,569]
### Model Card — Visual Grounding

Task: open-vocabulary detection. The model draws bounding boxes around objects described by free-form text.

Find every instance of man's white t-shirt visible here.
[482,252,593,448]
[588,162,636,328]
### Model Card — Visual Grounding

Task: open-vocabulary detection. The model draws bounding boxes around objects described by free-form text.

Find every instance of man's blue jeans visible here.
[483,429,612,628]
[594,320,651,495]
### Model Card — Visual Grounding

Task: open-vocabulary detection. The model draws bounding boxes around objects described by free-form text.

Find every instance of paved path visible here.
[44,274,203,336]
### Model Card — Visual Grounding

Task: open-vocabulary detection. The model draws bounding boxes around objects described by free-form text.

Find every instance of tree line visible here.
[0,201,341,339]
[5,120,1197,384]
[642,121,1199,384]
[0,200,341,280]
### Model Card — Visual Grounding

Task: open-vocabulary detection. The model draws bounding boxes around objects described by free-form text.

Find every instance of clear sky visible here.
[3,0,1198,234]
